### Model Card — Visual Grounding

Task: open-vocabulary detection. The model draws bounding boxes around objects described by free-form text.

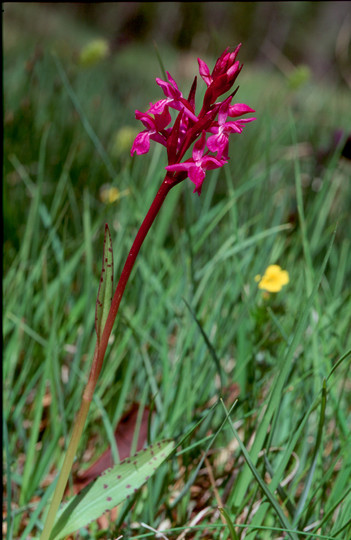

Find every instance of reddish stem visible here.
[84,174,174,400]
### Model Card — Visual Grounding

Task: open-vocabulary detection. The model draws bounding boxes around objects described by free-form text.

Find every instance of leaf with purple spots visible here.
[95,224,114,344]
[50,439,175,539]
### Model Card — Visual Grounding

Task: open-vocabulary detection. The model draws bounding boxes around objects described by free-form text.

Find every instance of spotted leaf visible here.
[50,439,175,540]
[95,224,114,343]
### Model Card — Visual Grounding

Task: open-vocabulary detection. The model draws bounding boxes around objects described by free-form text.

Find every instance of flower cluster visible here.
[131,44,256,195]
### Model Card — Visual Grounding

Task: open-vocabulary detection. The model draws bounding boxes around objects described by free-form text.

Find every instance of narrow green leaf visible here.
[95,224,114,343]
[50,439,174,540]
[221,400,299,540]
[3,417,12,540]
[332,513,351,539]
[313,486,351,536]
[182,297,225,387]
[170,400,231,510]
[219,507,239,540]
[293,380,327,527]
[152,40,167,81]
[326,349,351,382]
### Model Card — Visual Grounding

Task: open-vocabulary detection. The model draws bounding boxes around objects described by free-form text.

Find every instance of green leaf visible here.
[95,224,114,343]
[218,506,239,540]
[221,400,299,540]
[182,297,225,388]
[50,439,175,540]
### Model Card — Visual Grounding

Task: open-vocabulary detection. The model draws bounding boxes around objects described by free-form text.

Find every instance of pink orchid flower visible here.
[147,71,182,115]
[165,131,227,195]
[207,98,256,158]
[228,103,256,117]
[148,71,198,123]
[131,107,172,156]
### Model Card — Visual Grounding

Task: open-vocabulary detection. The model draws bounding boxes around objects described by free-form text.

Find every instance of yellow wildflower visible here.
[255,265,289,293]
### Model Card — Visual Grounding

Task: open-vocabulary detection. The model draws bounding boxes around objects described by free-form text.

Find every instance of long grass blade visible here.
[293,381,327,526]
[221,400,299,540]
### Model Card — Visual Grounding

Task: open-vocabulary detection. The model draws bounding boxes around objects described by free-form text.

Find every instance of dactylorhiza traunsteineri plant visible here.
[131,43,255,194]
[40,45,255,540]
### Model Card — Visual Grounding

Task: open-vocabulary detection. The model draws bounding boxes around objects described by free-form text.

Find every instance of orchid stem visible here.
[40,176,174,540]
[39,392,93,540]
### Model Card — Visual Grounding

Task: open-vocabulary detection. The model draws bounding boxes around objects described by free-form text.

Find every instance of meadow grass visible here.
[3,11,351,539]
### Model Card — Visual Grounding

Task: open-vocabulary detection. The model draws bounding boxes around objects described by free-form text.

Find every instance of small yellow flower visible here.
[255,265,289,293]
[79,39,109,67]
[99,185,130,204]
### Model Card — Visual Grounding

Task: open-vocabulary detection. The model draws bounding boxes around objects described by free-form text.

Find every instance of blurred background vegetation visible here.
[4,2,350,263]
[4,2,351,79]
[4,1,351,273]
[4,2,351,78]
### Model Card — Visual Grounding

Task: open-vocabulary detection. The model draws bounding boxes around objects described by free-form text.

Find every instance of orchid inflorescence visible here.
[131,44,256,195]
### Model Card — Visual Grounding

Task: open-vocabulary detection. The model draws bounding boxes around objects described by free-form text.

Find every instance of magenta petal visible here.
[166,71,180,93]
[213,47,230,76]
[217,96,232,125]
[135,110,154,130]
[156,73,182,99]
[165,162,192,173]
[207,134,230,159]
[150,132,168,147]
[228,103,256,117]
[198,58,212,86]
[207,124,220,135]
[207,133,225,154]
[135,109,148,120]
[234,117,256,125]
[178,101,199,123]
[131,131,151,156]
[201,155,227,170]
[154,107,172,130]
[148,99,170,115]
[227,60,240,78]
[192,131,207,162]
[188,164,206,192]
[155,78,173,98]
[223,121,243,133]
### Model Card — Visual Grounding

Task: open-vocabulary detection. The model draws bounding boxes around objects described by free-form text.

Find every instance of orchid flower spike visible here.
[131,44,256,195]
